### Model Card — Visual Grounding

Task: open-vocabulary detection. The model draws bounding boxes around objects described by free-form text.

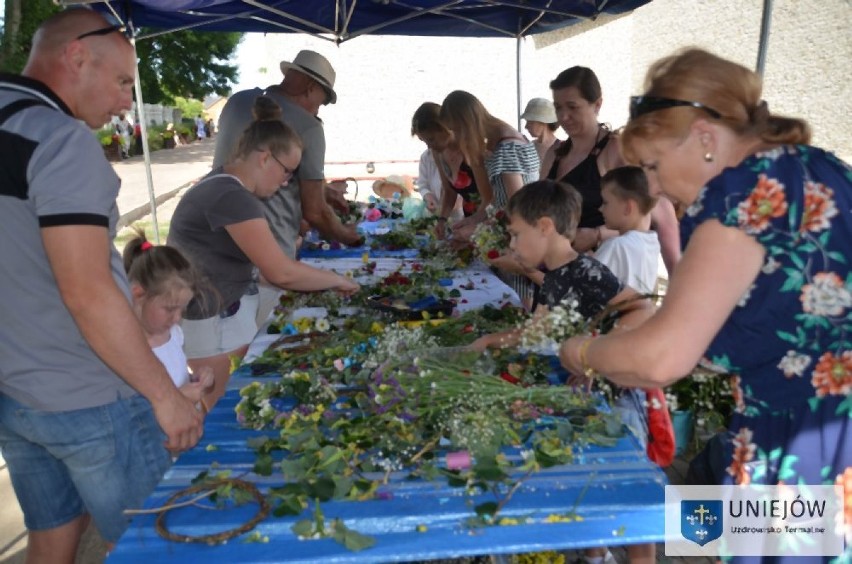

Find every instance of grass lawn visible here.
[114,219,170,255]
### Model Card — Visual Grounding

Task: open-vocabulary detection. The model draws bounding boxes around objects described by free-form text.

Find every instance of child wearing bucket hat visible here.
[520,97,559,163]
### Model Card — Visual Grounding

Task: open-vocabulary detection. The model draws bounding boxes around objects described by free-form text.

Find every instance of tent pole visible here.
[516,35,522,131]
[755,0,773,76]
[130,37,161,243]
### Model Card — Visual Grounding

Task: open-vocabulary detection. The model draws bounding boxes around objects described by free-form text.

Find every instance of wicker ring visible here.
[155,478,270,545]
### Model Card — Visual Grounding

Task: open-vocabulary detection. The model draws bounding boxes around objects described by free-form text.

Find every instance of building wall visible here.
[248,0,851,176]
[534,0,852,161]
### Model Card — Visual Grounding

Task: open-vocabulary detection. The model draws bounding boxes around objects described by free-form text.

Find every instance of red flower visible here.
[453,170,472,189]
[500,372,520,385]
[726,427,756,485]
[811,350,852,397]
[486,249,500,260]
[462,200,477,215]
[382,272,412,286]
[736,174,788,234]
[800,181,837,233]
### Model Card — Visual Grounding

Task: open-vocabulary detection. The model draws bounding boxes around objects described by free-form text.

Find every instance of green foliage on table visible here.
[369,230,417,251]
[251,305,525,389]
[665,366,735,450]
[291,503,375,551]
[235,344,622,548]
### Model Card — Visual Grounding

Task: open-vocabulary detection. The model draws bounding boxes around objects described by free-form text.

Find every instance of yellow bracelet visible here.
[578,337,598,378]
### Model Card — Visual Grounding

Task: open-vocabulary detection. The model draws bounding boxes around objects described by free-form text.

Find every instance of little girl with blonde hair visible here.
[123,231,213,407]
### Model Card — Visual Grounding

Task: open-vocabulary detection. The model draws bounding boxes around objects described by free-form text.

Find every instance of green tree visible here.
[173,96,204,120]
[136,30,242,105]
[0,0,61,73]
[0,2,241,106]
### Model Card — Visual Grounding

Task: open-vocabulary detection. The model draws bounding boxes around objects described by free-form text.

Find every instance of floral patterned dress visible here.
[680,146,851,554]
[439,160,481,217]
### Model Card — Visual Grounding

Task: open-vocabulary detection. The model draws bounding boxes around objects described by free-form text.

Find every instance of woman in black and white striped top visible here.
[440,90,540,305]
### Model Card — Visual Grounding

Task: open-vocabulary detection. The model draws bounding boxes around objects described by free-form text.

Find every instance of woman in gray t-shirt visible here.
[169,96,358,409]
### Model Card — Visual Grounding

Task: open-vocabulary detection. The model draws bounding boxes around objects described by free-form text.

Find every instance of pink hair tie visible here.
[140,241,153,251]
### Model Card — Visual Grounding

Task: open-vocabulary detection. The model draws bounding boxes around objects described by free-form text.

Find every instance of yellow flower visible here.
[362,252,370,264]
[543,513,581,523]
[239,381,261,396]
[293,317,313,333]
[309,404,326,422]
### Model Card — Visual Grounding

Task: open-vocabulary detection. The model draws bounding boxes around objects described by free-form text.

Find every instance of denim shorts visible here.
[0,393,171,543]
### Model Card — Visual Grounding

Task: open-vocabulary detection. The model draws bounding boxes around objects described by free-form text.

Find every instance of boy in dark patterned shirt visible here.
[472,179,650,350]
[472,179,657,564]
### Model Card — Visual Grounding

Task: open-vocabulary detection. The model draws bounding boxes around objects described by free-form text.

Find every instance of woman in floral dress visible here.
[411,102,483,240]
[560,48,850,562]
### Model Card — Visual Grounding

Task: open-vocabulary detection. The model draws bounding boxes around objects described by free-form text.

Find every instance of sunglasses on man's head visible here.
[76,24,126,41]
[629,96,722,120]
[75,12,127,41]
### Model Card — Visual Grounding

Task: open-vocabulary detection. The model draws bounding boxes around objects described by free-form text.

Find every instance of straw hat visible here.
[520,97,557,124]
[372,175,414,199]
[280,50,337,104]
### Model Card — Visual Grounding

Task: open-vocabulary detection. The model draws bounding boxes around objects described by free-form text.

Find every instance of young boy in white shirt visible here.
[595,166,661,295]
[590,166,662,564]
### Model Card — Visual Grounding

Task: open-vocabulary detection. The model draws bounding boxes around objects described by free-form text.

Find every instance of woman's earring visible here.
[704,152,714,162]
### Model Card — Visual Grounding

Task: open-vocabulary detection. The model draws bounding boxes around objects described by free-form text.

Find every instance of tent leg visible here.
[516,36,522,132]
[755,0,773,76]
[131,38,161,243]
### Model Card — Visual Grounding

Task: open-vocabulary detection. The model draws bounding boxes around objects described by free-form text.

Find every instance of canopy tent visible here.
[71,0,654,42]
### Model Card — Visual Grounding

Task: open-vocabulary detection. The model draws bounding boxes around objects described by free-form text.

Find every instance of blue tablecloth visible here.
[298,219,423,259]
[108,256,667,563]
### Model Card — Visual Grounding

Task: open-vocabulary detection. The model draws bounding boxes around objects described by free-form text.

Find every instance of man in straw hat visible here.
[214,50,363,324]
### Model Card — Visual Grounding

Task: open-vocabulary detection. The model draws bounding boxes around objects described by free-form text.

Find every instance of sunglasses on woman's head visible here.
[629,96,722,120]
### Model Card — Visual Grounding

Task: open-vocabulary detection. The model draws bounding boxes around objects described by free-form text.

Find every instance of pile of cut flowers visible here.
[246,304,526,388]
[236,345,622,547]
[471,205,510,261]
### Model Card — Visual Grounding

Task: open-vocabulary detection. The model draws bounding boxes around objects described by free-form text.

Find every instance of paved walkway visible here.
[113,137,216,229]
